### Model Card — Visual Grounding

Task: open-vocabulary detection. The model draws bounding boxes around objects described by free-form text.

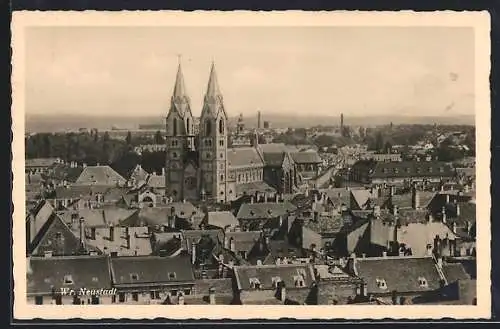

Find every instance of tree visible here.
[384,141,392,154]
[126,131,132,145]
[103,132,110,143]
[154,130,164,144]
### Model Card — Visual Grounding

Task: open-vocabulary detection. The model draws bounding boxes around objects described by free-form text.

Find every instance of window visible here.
[238,174,242,182]
[219,140,224,146]
[132,293,139,302]
[173,118,177,136]
[376,278,388,290]
[219,119,224,134]
[418,277,428,288]
[249,277,261,289]
[91,295,100,304]
[112,295,117,303]
[294,275,305,287]
[55,294,62,305]
[186,118,190,134]
[220,174,224,181]
[171,289,178,296]
[206,153,211,160]
[35,296,43,305]
[205,120,212,136]
[184,289,191,295]
[168,272,177,280]
[119,293,126,303]
[63,274,74,285]
[428,167,433,173]
[92,277,99,282]
[220,153,223,159]
[172,152,178,159]
[130,273,140,281]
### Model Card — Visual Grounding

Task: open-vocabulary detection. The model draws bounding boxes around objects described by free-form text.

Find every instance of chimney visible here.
[191,242,196,264]
[109,224,115,241]
[362,253,366,258]
[79,217,86,250]
[178,294,185,305]
[466,221,472,235]
[441,207,447,224]
[279,281,287,302]
[411,185,420,210]
[456,203,461,217]
[382,251,388,258]
[452,222,457,234]
[265,235,270,247]
[224,235,230,249]
[437,257,443,269]
[362,282,368,297]
[390,186,395,197]
[44,250,53,258]
[209,287,216,305]
[392,205,399,217]
[126,231,131,249]
[162,167,166,176]
[445,194,450,203]
[250,196,254,204]
[230,238,236,252]
[90,227,96,240]
[373,205,381,218]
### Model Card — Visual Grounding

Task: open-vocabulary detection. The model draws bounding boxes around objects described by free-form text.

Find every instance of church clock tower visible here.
[165,59,195,201]
[199,62,229,203]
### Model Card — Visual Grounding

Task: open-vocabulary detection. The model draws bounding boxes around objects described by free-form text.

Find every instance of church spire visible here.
[172,56,187,99]
[205,61,221,98]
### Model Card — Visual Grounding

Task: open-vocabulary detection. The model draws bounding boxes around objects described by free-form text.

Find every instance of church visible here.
[164,61,299,204]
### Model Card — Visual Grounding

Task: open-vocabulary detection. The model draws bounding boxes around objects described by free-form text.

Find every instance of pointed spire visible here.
[172,55,187,98]
[205,61,221,97]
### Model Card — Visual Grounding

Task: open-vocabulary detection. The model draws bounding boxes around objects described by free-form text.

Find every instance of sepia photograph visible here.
[12,11,491,319]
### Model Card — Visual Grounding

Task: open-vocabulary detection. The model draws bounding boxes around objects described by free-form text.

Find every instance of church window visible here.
[220,174,224,181]
[219,119,224,134]
[238,174,242,182]
[206,153,211,160]
[205,120,212,136]
[173,118,178,136]
[186,118,190,134]
[219,140,224,146]
[220,153,223,159]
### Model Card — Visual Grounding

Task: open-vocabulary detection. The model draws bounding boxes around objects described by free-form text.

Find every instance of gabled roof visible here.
[442,262,471,283]
[224,231,262,253]
[147,174,166,189]
[182,229,223,254]
[110,255,195,286]
[53,184,112,199]
[354,256,443,294]
[128,165,150,182]
[58,208,138,228]
[236,202,297,221]
[75,165,127,186]
[87,226,152,256]
[27,255,112,295]
[262,152,286,167]
[228,147,264,169]
[233,263,315,290]
[26,158,60,168]
[235,181,276,196]
[206,211,239,229]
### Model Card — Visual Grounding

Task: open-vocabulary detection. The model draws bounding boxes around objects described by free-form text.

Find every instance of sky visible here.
[25,26,475,118]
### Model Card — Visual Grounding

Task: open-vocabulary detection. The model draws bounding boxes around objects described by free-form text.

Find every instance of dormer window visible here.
[130,273,140,281]
[428,167,433,173]
[92,277,99,282]
[376,278,387,290]
[168,272,177,280]
[418,276,428,288]
[63,274,74,285]
[249,277,261,289]
[271,276,282,288]
[439,167,444,173]
[405,167,410,173]
[393,168,399,174]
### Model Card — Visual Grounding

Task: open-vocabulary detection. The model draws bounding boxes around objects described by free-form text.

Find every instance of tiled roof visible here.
[224,231,262,253]
[236,202,297,220]
[235,181,276,195]
[84,226,153,256]
[206,211,239,229]
[354,256,443,294]
[27,255,112,295]
[75,166,127,186]
[193,278,234,295]
[110,255,195,286]
[377,208,430,226]
[384,191,436,209]
[53,185,120,200]
[350,189,376,209]
[233,263,315,290]
[128,165,149,182]
[442,262,471,283]
[371,161,455,179]
[258,143,299,153]
[303,214,345,234]
[290,152,322,164]
[137,203,203,226]
[227,147,264,169]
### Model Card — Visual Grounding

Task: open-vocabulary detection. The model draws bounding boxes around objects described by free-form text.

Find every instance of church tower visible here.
[165,59,196,201]
[198,62,229,203]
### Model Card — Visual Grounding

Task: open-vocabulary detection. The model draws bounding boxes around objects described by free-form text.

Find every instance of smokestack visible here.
[257,111,261,129]
[79,217,86,250]
[209,287,216,305]
[109,224,115,242]
[279,281,287,302]
[191,242,196,264]
[230,238,236,252]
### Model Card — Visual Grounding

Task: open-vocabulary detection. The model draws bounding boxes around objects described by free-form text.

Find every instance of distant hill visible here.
[25,113,475,133]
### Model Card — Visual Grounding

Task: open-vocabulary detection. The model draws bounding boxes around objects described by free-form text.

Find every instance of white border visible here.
[11,10,491,320]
